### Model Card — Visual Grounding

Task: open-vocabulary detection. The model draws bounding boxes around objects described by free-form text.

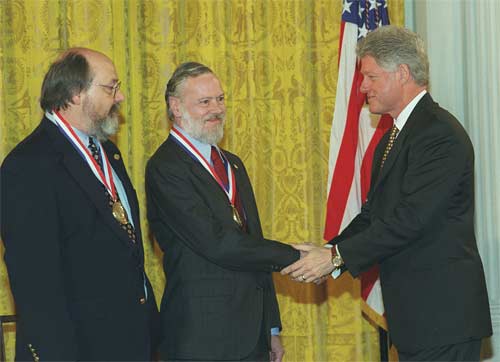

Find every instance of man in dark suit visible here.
[281,26,492,361]
[146,62,300,362]
[1,48,159,361]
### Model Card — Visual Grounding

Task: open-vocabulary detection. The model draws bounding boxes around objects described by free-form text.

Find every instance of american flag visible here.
[324,0,391,328]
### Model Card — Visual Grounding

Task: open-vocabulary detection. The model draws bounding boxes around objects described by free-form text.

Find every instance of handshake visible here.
[280,243,337,284]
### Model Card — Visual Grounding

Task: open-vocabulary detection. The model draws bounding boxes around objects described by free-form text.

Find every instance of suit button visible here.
[139,297,146,304]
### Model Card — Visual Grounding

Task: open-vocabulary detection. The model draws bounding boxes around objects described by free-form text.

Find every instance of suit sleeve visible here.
[145,158,299,273]
[1,158,77,360]
[338,119,472,277]
[328,200,372,246]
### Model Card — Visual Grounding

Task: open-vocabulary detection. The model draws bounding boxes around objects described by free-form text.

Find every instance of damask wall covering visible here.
[0,1,404,360]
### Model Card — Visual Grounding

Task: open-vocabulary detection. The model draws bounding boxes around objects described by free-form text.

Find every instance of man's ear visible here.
[398,63,411,84]
[70,92,82,106]
[169,96,182,118]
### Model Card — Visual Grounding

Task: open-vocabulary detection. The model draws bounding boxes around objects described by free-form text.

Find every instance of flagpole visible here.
[379,327,388,362]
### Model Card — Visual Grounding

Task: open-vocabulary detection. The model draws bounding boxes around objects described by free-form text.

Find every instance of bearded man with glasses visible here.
[1,48,160,361]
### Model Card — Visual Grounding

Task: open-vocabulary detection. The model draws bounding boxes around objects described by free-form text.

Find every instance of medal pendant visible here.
[232,206,243,227]
[112,200,128,225]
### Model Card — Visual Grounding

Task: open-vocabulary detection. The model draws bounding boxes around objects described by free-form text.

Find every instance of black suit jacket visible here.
[330,94,492,353]
[146,136,299,361]
[0,117,159,361]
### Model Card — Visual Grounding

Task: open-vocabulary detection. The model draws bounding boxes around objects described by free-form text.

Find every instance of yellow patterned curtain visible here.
[0,1,404,361]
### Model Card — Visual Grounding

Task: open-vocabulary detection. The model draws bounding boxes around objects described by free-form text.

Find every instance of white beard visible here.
[180,107,225,145]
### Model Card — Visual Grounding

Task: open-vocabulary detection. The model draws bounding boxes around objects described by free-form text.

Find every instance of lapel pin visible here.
[114,154,121,160]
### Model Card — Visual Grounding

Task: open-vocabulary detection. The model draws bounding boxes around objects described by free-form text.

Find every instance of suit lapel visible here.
[103,142,144,247]
[370,130,390,189]
[228,157,261,235]
[372,124,409,190]
[169,138,231,208]
[169,138,257,232]
[43,118,135,246]
[371,94,433,192]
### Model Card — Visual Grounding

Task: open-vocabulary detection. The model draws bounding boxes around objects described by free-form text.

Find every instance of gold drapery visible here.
[0,1,404,360]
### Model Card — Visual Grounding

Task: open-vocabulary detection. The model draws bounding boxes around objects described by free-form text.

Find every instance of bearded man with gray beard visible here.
[146,62,301,362]
[1,48,160,361]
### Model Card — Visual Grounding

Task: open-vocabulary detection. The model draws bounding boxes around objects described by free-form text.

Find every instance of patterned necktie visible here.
[87,137,136,243]
[87,137,103,170]
[380,125,399,169]
[210,146,247,231]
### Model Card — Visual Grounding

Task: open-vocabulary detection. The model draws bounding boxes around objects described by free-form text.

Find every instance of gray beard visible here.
[86,103,120,141]
[92,115,119,142]
[181,110,225,145]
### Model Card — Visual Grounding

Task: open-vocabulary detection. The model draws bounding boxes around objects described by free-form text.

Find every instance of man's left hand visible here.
[270,335,284,362]
[281,244,334,282]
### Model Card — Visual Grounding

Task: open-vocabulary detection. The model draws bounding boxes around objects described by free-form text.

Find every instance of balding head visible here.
[40,48,113,112]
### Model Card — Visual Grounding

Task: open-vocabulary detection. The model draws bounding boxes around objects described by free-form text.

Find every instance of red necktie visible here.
[211,146,229,187]
[211,146,247,231]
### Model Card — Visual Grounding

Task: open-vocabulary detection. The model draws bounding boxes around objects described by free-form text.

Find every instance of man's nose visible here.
[114,89,125,103]
[360,77,369,93]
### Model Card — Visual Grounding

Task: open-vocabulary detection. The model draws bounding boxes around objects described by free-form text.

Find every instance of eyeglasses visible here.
[95,80,121,98]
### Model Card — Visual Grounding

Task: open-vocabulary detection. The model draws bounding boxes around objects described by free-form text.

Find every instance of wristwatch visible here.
[330,246,344,269]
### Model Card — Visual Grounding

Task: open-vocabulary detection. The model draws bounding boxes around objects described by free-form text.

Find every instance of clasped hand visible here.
[281,243,335,284]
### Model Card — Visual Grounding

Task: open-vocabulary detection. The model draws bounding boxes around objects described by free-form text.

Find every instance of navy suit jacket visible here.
[1,117,159,361]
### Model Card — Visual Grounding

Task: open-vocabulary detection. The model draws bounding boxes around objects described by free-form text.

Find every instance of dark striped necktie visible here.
[87,137,136,243]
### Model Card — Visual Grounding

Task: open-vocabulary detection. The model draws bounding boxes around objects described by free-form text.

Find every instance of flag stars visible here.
[358,23,368,38]
[358,3,365,17]
[342,0,353,14]
[368,0,378,11]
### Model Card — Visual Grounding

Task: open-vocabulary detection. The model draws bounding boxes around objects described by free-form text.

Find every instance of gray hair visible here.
[356,25,429,86]
[165,62,214,121]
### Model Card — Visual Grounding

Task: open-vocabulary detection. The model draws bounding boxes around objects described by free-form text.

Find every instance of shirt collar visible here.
[173,124,216,162]
[394,89,427,132]
[72,126,94,149]
[46,111,99,149]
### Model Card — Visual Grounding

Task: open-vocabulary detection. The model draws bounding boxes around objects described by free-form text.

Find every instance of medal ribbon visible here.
[170,127,237,205]
[45,111,118,201]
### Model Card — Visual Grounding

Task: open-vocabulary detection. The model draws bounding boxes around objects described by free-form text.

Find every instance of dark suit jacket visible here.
[0,117,159,361]
[146,136,299,361]
[330,94,492,353]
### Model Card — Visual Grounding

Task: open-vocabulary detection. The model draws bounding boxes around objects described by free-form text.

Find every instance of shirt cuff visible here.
[270,327,280,336]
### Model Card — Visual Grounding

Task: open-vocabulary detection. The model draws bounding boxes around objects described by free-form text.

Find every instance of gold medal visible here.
[112,200,128,225]
[232,205,243,227]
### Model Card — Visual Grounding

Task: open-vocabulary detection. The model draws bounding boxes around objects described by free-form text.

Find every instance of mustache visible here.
[109,103,120,116]
[203,113,225,122]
